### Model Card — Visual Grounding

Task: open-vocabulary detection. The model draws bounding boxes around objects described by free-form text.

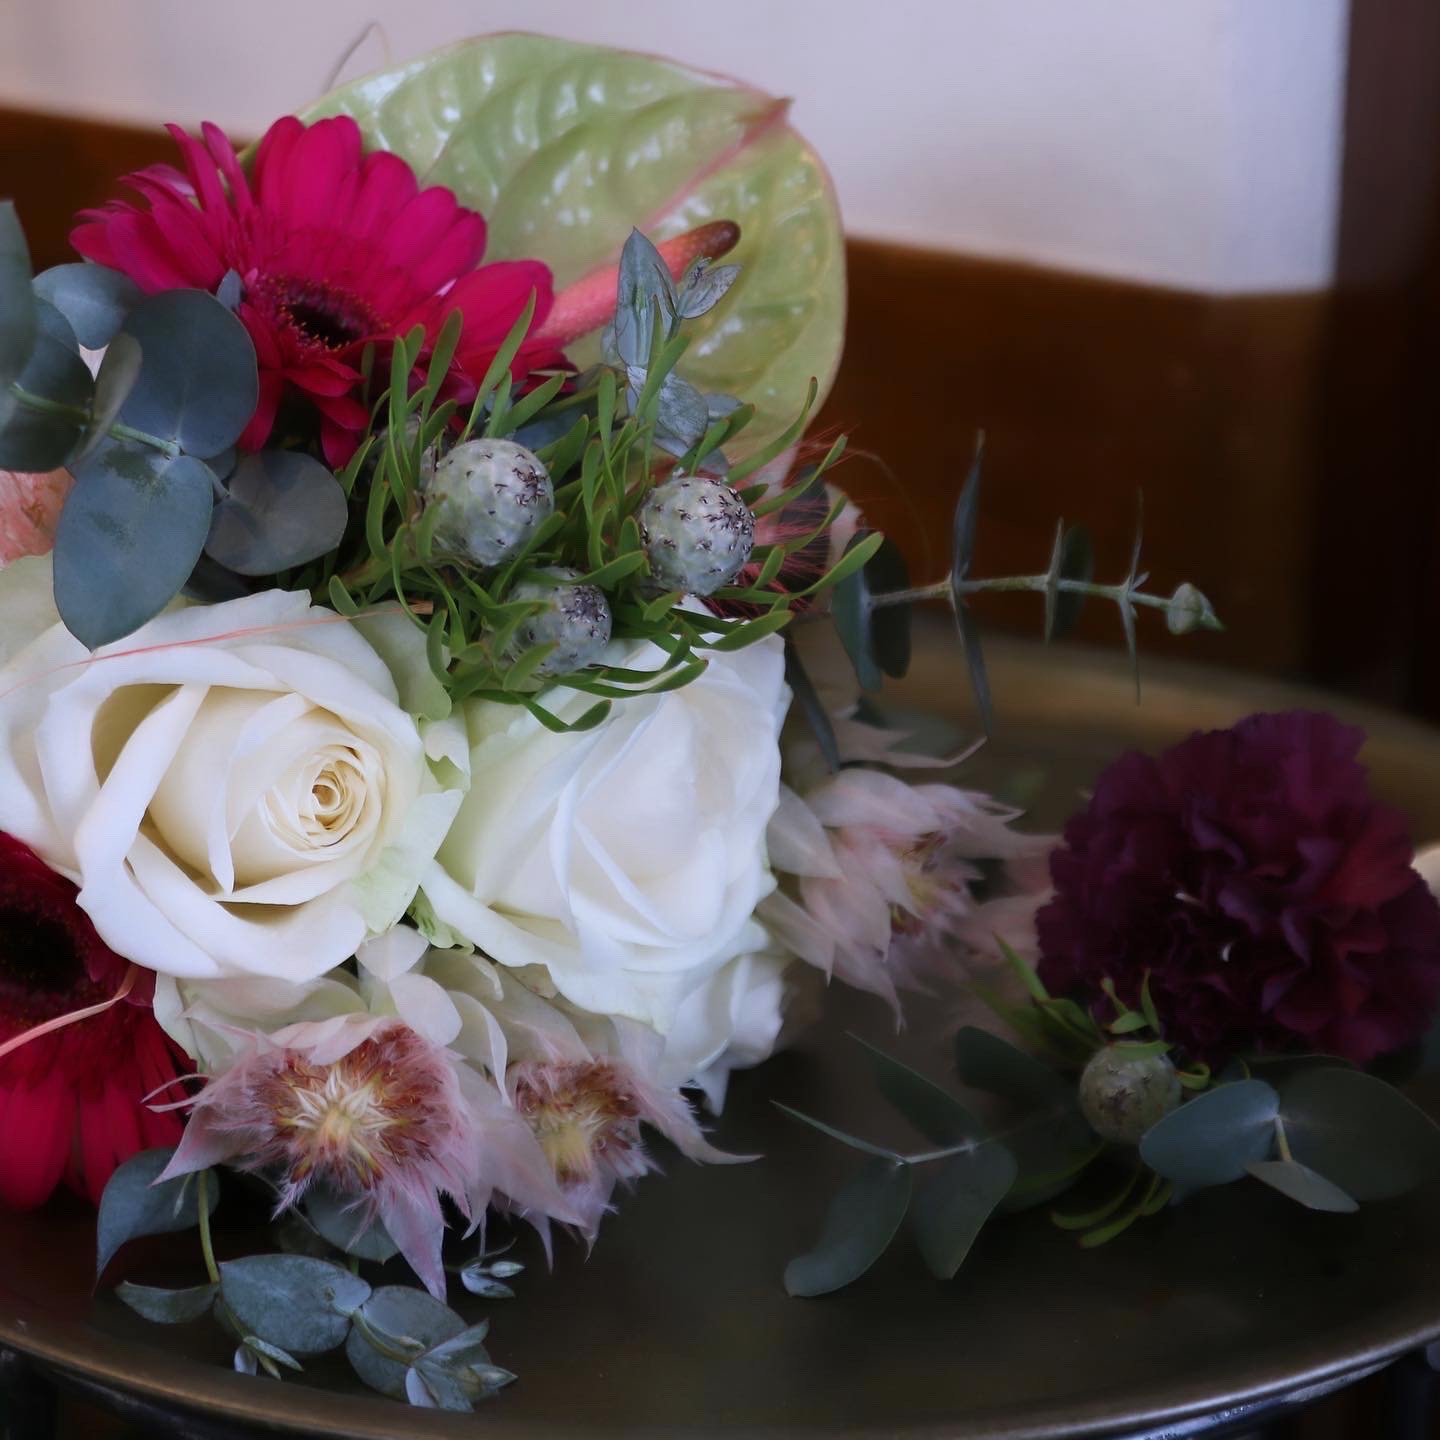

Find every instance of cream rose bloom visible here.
[0,566,465,982]
[419,632,789,1034]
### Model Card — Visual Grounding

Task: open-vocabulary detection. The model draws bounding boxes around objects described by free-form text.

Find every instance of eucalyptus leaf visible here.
[654,371,710,447]
[303,34,844,453]
[346,1287,467,1399]
[910,1143,1018,1279]
[34,298,79,353]
[1279,1066,1440,1201]
[1138,1079,1280,1189]
[784,1157,913,1297]
[72,333,143,466]
[118,289,258,457]
[832,529,910,692]
[851,1035,982,1146]
[424,1321,494,1371]
[407,1362,474,1411]
[954,1027,1072,1109]
[0,201,37,387]
[55,449,215,648]
[953,599,994,736]
[459,1270,515,1300]
[949,434,984,589]
[220,1255,370,1357]
[304,1185,400,1264]
[1050,525,1094,639]
[206,450,348,575]
[244,1336,304,1373]
[1245,1159,1358,1213]
[96,1149,218,1277]
[115,1281,219,1325]
[679,262,740,319]
[0,332,93,470]
[33,261,143,348]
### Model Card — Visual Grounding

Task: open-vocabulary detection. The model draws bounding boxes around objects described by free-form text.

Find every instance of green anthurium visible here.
[301,33,845,453]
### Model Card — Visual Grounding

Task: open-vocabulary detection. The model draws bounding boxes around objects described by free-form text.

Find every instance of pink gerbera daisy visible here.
[71,116,567,465]
[0,832,189,1210]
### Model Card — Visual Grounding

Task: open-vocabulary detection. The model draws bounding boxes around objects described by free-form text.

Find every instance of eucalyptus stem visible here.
[871,574,1172,613]
[196,1170,219,1285]
[9,382,181,458]
[901,1102,1085,1167]
[351,1310,423,1365]
[1274,1114,1295,1164]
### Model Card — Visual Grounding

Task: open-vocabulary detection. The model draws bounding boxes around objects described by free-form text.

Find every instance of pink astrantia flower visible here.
[507,1021,740,1238]
[0,468,72,565]
[764,768,1047,1014]
[71,116,566,465]
[159,1014,481,1297]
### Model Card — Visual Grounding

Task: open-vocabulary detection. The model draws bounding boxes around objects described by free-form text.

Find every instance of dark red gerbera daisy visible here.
[71,115,567,465]
[1036,711,1440,1065]
[0,832,189,1209]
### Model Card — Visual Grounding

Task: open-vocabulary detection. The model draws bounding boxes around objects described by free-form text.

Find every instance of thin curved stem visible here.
[196,1170,219,1286]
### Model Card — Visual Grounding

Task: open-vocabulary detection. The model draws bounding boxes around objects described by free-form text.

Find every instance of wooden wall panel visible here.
[1,105,1330,682]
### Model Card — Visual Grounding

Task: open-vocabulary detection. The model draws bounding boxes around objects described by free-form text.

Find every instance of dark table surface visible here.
[4,633,1440,1439]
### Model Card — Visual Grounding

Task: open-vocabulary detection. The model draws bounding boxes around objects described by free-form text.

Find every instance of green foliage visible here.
[832,530,908,693]
[33,261,143,348]
[855,443,1222,731]
[116,1281,221,1324]
[220,1254,371,1356]
[206,450,349,575]
[0,201,37,388]
[116,290,258,457]
[1138,1078,1280,1188]
[784,1156,912,1297]
[95,1147,219,1278]
[303,1185,400,1263]
[778,1033,1096,1294]
[320,239,860,729]
[55,449,217,648]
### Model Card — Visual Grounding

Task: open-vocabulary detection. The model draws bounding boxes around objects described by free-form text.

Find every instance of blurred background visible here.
[4,0,1434,715]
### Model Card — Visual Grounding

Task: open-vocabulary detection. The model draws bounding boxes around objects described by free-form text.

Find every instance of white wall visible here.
[0,0,1349,294]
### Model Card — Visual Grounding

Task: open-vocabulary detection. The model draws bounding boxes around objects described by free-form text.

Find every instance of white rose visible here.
[661,949,793,1109]
[420,632,789,1034]
[0,569,465,982]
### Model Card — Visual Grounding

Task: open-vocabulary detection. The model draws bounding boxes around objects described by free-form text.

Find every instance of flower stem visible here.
[351,1310,423,1365]
[9,382,182,459]
[1274,1115,1294,1164]
[870,574,1171,613]
[196,1170,220,1285]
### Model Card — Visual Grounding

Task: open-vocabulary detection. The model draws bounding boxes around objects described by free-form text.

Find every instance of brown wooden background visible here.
[1,0,1436,721]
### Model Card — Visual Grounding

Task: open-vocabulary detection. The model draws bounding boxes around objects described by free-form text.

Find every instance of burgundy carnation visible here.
[1035,711,1440,1065]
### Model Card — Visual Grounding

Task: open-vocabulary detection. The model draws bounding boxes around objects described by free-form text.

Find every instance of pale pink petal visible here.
[0,469,72,564]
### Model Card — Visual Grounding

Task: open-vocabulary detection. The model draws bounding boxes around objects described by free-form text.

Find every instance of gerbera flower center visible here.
[511,1061,639,1185]
[260,275,383,352]
[0,904,100,1030]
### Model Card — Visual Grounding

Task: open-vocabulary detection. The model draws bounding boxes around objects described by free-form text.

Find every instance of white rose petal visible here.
[0,586,463,983]
[423,629,790,1035]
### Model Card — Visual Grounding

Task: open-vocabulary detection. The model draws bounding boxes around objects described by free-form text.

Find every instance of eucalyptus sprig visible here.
[829,437,1222,734]
[96,1151,517,1412]
[777,1015,1440,1296]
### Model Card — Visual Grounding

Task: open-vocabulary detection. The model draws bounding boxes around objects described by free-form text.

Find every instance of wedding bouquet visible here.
[1,33,1436,1416]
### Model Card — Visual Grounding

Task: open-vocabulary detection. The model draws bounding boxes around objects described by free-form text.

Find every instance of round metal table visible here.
[2,633,1439,1439]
